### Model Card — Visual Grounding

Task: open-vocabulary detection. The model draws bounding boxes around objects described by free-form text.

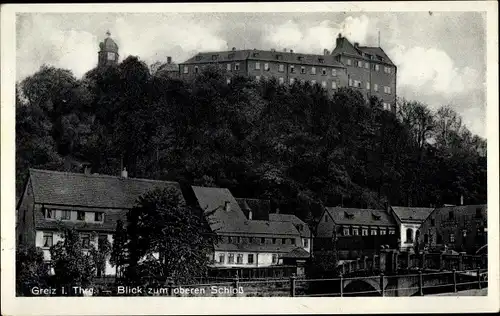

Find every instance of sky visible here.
[16,12,487,137]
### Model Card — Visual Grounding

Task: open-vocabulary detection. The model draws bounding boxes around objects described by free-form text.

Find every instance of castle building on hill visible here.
[179,34,397,113]
[98,31,119,68]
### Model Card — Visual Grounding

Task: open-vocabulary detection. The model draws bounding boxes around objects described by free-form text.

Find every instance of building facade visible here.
[315,207,399,260]
[416,204,487,254]
[389,206,435,252]
[16,168,184,276]
[190,186,311,270]
[331,33,397,112]
[98,31,119,68]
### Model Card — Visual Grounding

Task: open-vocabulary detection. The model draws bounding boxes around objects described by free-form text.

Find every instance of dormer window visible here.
[318,58,324,64]
[211,55,218,60]
[298,56,304,62]
[253,52,259,57]
[276,55,283,60]
[344,211,354,219]
[228,53,234,59]
[195,55,203,61]
[43,208,54,219]
[94,212,104,222]
[107,52,115,61]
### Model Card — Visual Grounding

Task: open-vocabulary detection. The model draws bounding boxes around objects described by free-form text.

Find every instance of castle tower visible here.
[98,30,119,68]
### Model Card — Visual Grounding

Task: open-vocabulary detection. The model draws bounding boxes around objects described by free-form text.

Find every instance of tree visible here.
[16,245,50,296]
[125,187,216,286]
[50,228,96,294]
[110,219,127,279]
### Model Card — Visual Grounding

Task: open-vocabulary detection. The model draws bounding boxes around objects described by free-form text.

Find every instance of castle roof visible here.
[99,32,118,52]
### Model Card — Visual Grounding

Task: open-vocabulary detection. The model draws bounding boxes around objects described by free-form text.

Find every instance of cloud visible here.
[389,45,483,95]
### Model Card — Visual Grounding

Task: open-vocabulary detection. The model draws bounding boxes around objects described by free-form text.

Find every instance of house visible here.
[190,186,310,269]
[389,206,435,252]
[416,204,487,254]
[269,211,313,254]
[16,168,184,276]
[315,207,399,260]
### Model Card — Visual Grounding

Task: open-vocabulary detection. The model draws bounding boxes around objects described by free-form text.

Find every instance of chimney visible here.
[121,167,128,178]
[324,48,329,55]
[248,210,253,220]
[224,201,231,212]
[232,47,236,51]
[167,56,172,64]
[354,42,359,49]
[290,49,294,53]
[460,195,464,206]
[336,33,343,49]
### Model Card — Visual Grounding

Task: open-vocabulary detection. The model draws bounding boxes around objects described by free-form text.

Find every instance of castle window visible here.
[371,229,378,236]
[291,238,296,245]
[253,52,259,57]
[343,227,350,236]
[362,228,368,236]
[332,69,337,76]
[406,228,413,243]
[374,83,379,91]
[303,239,309,248]
[235,63,240,71]
[228,253,234,263]
[226,78,231,84]
[236,254,243,264]
[247,254,254,264]
[278,77,284,85]
[431,217,435,226]
[311,80,316,85]
[321,81,327,88]
[211,55,218,60]
[322,68,327,75]
[81,233,91,249]
[255,62,260,70]
[366,82,370,90]
[94,212,104,222]
[278,64,284,72]
[331,81,337,89]
[450,233,455,243]
[347,59,352,66]
[375,64,380,71]
[311,67,316,75]
[358,60,363,67]
[380,229,386,235]
[276,55,283,61]
[290,65,296,73]
[289,78,295,85]
[272,238,277,244]
[43,208,54,219]
[384,66,392,74]
[388,229,396,235]
[61,210,71,220]
[265,63,270,71]
[194,66,199,74]
[384,86,391,94]
[282,238,287,244]
[107,52,115,61]
[475,208,482,218]
[424,234,429,243]
[352,228,359,236]
[298,56,304,62]
[365,62,369,69]
[261,237,265,244]
[301,66,306,74]
[255,76,261,81]
[183,66,189,74]
[77,211,85,221]
[228,53,234,59]
[272,254,278,264]
[227,63,231,71]
[219,254,225,263]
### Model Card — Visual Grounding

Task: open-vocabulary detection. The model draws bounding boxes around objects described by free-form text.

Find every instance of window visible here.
[219,254,225,263]
[278,77,284,85]
[272,254,278,264]
[300,79,305,85]
[253,52,259,57]
[226,78,231,84]
[226,63,231,71]
[365,62,369,69]
[311,67,316,75]
[289,78,295,85]
[228,53,234,59]
[261,237,265,244]
[236,254,243,264]
[371,229,378,236]
[107,52,115,61]
[388,229,396,235]
[282,238,287,244]
[61,210,71,220]
[301,66,306,74]
[431,218,435,226]
[424,234,429,243]
[347,59,352,66]
[374,83,378,91]
[449,211,454,220]
[265,63,270,71]
[322,68,327,75]
[81,233,90,249]
[318,58,324,64]
[384,66,391,74]
[383,103,391,111]
[406,228,413,243]
[183,66,189,74]
[332,81,337,89]
[235,63,240,71]
[44,208,54,219]
[311,80,316,85]
[291,238,296,245]
[298,56,304,62]
[352,228,359,236]
[348,78,353,87]
[355,80,362,88]
[255,76,261,81]
[290,65,295,73]
[237,236,241,244]
[358,60,363,67]
[195,55,202,61]
[228,236,234,243]
[324,214,328,222]
[304,239,309,248]
[384,86,391,94]
[375,64,380,71]
[272,238,277,244]
[380,229,386,235]
[332,69,337,76]
[247,254,254,264]
[343,227,350,236]
[228,253,234,263]
[255,62,260,70]
[277,64,284,72]
[366,82,370,90]
[211,55,218,60]
[97,234,108,250]
[43,232,53,248]
[193,66,199,74]
[362,228,368,236]
[95,212,104,222]
[276,55,283,60]
[321,81,327,88]
[450,233,455,243]
[77,211,85,221]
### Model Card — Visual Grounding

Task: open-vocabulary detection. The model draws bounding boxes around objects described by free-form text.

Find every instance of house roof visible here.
[316,207,397,238]
[181,49,346,68]
[215,243,299,254]
[192,186,300,237]
[235,198,271,221]
[358,46,395,66]
[391,206,435,222]
[280,247,311,259]
[431,204,487,221]
[269,213,312,238]
[157,63,179,73]
[28,168,183,209]
[331,36,395,66]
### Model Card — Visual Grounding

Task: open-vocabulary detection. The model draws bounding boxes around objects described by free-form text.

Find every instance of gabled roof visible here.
[269,213,312,238]
[280,247,311,259]
[27,168,182,209]
[191,186,300,237]
[357,46,395,66]
[182,49,346,68]
[331,35,395,66]
[391,206,434,222]
[430,204,487,221]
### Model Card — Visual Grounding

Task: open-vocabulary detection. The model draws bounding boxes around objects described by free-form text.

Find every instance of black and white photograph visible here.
[1,2,499,315]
